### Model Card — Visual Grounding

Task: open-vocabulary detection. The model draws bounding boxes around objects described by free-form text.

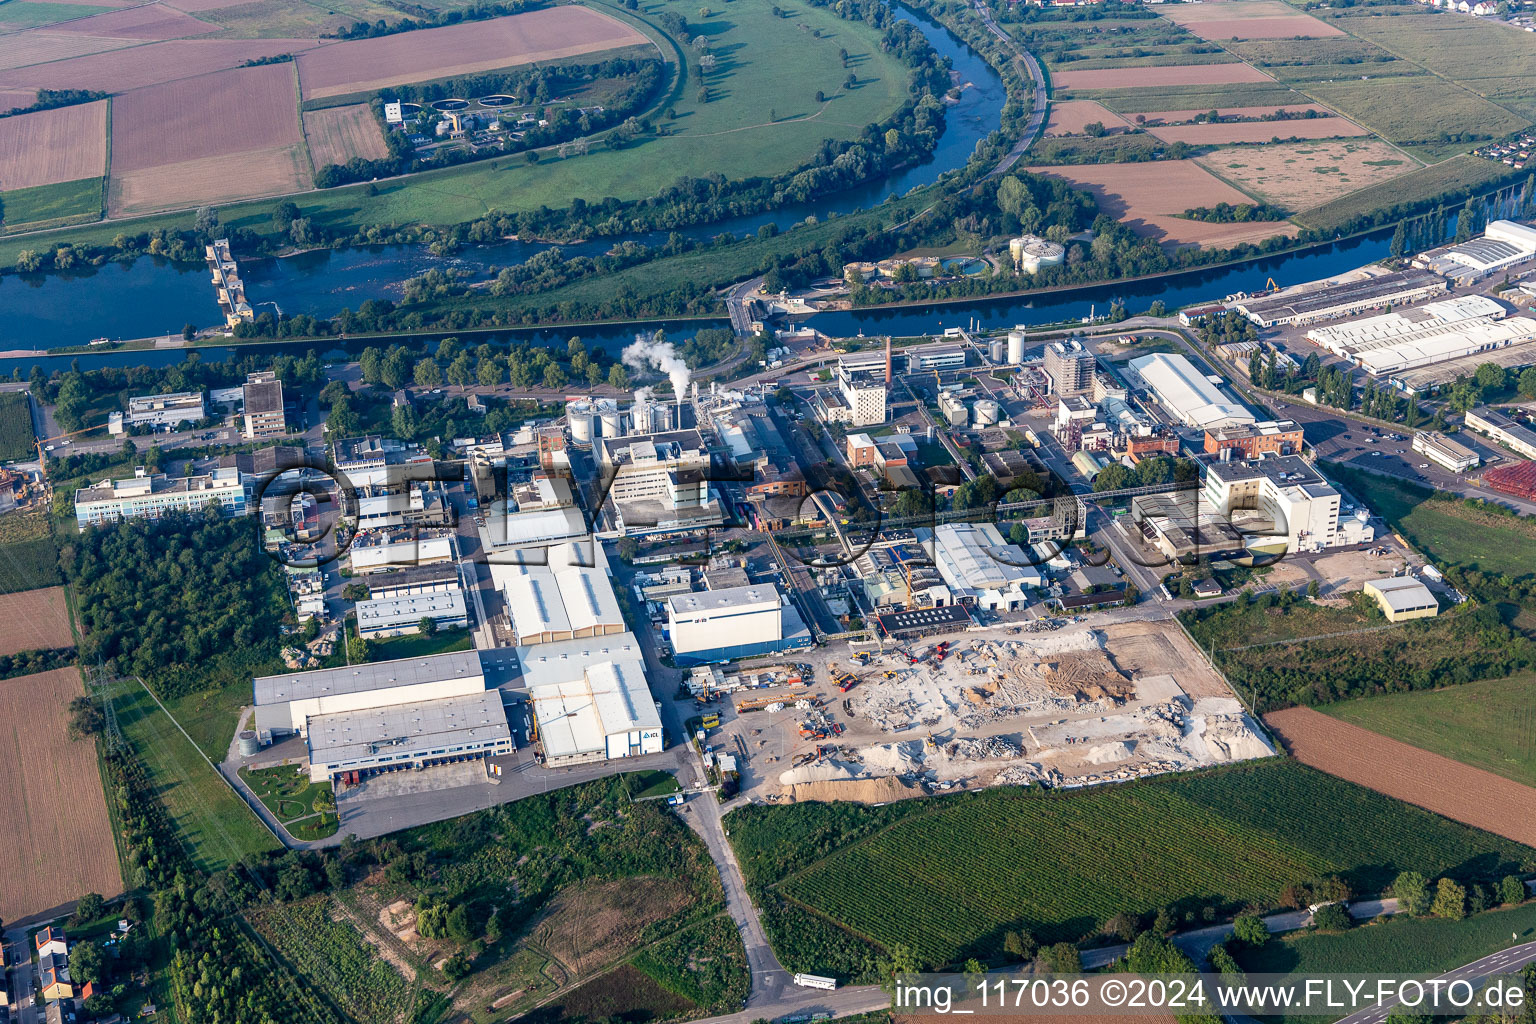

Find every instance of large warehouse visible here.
[513,632,664,764]
[1128,353,1255,430]
[1353,317,1536,376]
[1231,269,1447,328]
[355,588,469,638]
[250,652,509,781]
[1415,220,1536,283]
[491,556,626,645]
[916,522,1043,611]
[1305,295,1506,356]
[666,584,811,665]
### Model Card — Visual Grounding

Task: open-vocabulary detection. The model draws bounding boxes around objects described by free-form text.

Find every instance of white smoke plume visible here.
[623,331,691,399]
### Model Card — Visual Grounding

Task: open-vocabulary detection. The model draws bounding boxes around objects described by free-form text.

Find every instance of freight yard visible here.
[709,619,1273,804]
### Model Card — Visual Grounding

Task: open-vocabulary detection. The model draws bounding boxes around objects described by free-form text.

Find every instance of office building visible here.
[125,391,206,430]
[242,371,286,439]
[1464,406,1536,460]
[1204,420,1305,459]
[354,589,469,638]
[1043,339,1095,398]
[1412,431,1480,472]
[75,465,247,529]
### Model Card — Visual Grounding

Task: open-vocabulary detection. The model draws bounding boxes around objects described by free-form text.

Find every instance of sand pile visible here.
[778,761,860,786]
[862,741,925,772]
[784,776,924,804]
[1087,740,1135,764]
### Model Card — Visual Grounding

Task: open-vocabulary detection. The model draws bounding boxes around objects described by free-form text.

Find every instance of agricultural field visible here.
[111,145,311,215]
[0,584,73,655]
[1266,706,1536,846]
[1304,77,1531,160]
[0,98,105,189]
[1322,673,1536,789]
[303,103,389,169]
[1076,82,1309,114]
[1198,138,1415,212]
[0,1,118,30]
[0,36,320,92]
[1239,899,1536,976]
[1024,160,1297,247]
[0,388,31,459]
[1160,0,1343,41]
[1044,99,1133,136]
[0,512,62,593]
[728,759,1536,970]
[294,6,649,99]
[1296,153,1516,231]
[1222,35,1421,82]
[1135,104,1336,126]
[1147,117,1369,145]
[112,680,279,872]
[238,763,338,840]
[0,175,103,230]
[247,897,415,1024]
[0,28,138,70]
[0,666,122,924]
[49,2,215,38]
[1055,63,1274,91]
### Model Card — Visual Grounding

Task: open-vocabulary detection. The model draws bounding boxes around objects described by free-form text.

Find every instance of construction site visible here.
[712,618,1274,803]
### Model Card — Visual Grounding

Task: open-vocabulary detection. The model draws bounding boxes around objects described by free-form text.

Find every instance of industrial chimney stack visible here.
[884,335,892,384]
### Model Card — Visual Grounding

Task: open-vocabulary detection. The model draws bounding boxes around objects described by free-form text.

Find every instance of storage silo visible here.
[989,338,1007,363]
[238,730,260,756]
[1007,327,1027,365]
[567,400,595,444]
[596,399,623,438]
[973,399,1001,427]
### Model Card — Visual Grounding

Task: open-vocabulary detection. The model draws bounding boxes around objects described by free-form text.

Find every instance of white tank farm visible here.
[1018,239,1065,274]
[596,399,624,438]
[567,400,595,444]
[990,338,1007,363]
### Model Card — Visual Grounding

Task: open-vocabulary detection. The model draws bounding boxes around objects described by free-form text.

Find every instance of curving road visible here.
[973,0,1049,178]
[1335,939,1536,1024]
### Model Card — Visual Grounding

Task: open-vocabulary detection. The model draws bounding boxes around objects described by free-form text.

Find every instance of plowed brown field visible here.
[1265,706,1536,846]
[1055,63,1273,90]
[1046,99,1134,136]
[110,62,301,172]
[0,99,105,189]
[1162,0,1343,38]
[1147,116,1368,144]
[0,586,74,656]
[0,30,136,71]
[50,4,215,39]
[304,103,388,167]
[110,143,310,214]
[0,37,320,93]
[0,668,123,924]
[296,7,650,99]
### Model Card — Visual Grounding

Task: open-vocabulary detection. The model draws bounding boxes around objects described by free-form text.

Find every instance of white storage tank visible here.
[568,400,596,444]
[990,338,1007,363]
[1020,239,1065,275]
[1007,327,1026,365]
[974,399,1001,427]
[596,399,623,438]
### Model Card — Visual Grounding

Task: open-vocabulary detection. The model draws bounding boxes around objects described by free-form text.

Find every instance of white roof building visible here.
[355,589,469,638]
[492,557,626,644]
[513,631,663,763]
[304,690,512,782]
[1305,294,1506,356]
[1354,317,1536,375]
[666,585,784,662]
[919,522,1042,611]
[251,651,485,741]
[1129,353,1255,430]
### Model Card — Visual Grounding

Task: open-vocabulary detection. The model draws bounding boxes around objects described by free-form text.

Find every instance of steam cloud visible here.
[623,332,691,399]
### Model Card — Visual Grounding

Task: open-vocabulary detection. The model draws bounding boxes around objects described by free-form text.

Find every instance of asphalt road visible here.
[1335,938,1536,1024]
[973,1,1048,178]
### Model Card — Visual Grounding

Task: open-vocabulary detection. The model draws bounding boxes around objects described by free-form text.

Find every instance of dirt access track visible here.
[1265,706,1536,847]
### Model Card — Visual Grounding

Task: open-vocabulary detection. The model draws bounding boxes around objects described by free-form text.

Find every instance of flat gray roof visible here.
[306,690,511,765]
[253,650,483,706]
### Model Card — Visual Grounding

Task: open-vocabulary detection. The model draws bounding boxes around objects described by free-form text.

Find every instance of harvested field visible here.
[1136,104,1334,125]
[1198,138,1414,212]
[296,6,649,99]
[304,103,388,168]
[0,98,104,189]
[109,143,309,214]
[0,87,33,111]
[1162,1,1342,40]
[1025,160,1296,247]
[1305,77,1532,155]
[1146,116,1368,144]
[0,667,123,923]
[0,585,73,656]
[1045,99,1133,136]
[49,2,214,38]
[0,36,319,93]
[1055,63,1273,91]
[1266,706,1536,848]
[0,29,137,70]
[111,62,301,172]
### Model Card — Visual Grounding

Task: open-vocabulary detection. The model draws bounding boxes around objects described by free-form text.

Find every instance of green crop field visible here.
[0,0,102,28]
[1070,82,1308,113]
[1294,154,1515,231]
[1302,77,1530,158]
[0,390,33,461]
[727,760,1536,969]
[0,178,103,233]
[1323,673,1536,788]
[1239,899,1536,976]
[113,682,278,873]
[0,513,62,594]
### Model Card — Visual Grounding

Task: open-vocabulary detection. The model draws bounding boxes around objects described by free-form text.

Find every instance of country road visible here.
[1335,939,1536,1024]
[973,0,1048,178]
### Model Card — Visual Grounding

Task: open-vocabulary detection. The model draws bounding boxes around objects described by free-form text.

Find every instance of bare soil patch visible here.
[0,36,318,93]
[0,667,123,923]
[0,87,34,112]
[1265,706,1536,846]
[1024,160,1296,247]
[50,3,215,39]
[1045,99,1134,136]
[111,62,301,172]
[1135,104,1333,125]
[0,30,137,71]
[110,143,310,214]
[0,586,73,655]
[1101,619,1233,699]
[1197,137,1414,212]
[1162,0,1343,38]
[531,876,691,974]
[0,100,104,189]
[1147,116,1368,144]
[296,7,649,99]
[1056,63,1273,90]
[304,102,388,168]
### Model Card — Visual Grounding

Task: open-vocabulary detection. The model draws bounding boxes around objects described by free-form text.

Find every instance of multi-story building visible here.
[125,390,206,430]
[1201,455,1372,552]
[596,430,723,534]
[1204,419,1305,460]
[1043,339,1095,398]
[846,432,879,467]
[667,584,809,665]
[75,466,247,529]
[1412,430,1480,472]
[242,371,286,439]
[906,343,966,373]
[829,359,888,427]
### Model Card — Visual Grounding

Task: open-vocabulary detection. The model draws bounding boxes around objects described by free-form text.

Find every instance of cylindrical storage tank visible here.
[910,256,940,279]
[1007,328,1026,365]
[989,338,1006,363]
[238,730,259,756]
[973,399,1001,427]
[1021,240,1066,275]
[597,400,623,438]
[1009,236,1030,268]
[875,258,905,279]
[568,400,595,444]
[629,398,649,435]
[844,261,879,284]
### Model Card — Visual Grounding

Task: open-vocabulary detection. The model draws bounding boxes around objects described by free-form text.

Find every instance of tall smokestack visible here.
[884,335,892,384]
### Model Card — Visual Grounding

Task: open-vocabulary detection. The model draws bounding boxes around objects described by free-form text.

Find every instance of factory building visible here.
[1130,491,1249,563]
[367,565,462,600]
[1204,420,1305,460]
[1128,353,1255,430]
[1044,339,1096,397]
[1201,455,1372,553]
[1464,406,1536,460]
[939,391,969,427]
[666,584,810,665]
[518,636,663,764]
[824,357,889,427]
[482,474,589,554]
[119,391,206,431]
[1412,431,1480,472]
[1354,317,1536,376]
[348,529,455,572]
[906,343,967,373]
[355,588,469,638]
[596,430,724,535]
[1306,295,1506,356]
[492,552,626,645]
[917,522,1042,611]
[75,465,247,529]
[1231,269,1447,328]
[1363,576,1440,622]
[333,435,434,489]
[1414,220,1536,283]
[242,371,286,439]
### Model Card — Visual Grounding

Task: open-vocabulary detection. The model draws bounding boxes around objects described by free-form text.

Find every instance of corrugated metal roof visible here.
[253,650,483,706]
[306,690,510,764]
